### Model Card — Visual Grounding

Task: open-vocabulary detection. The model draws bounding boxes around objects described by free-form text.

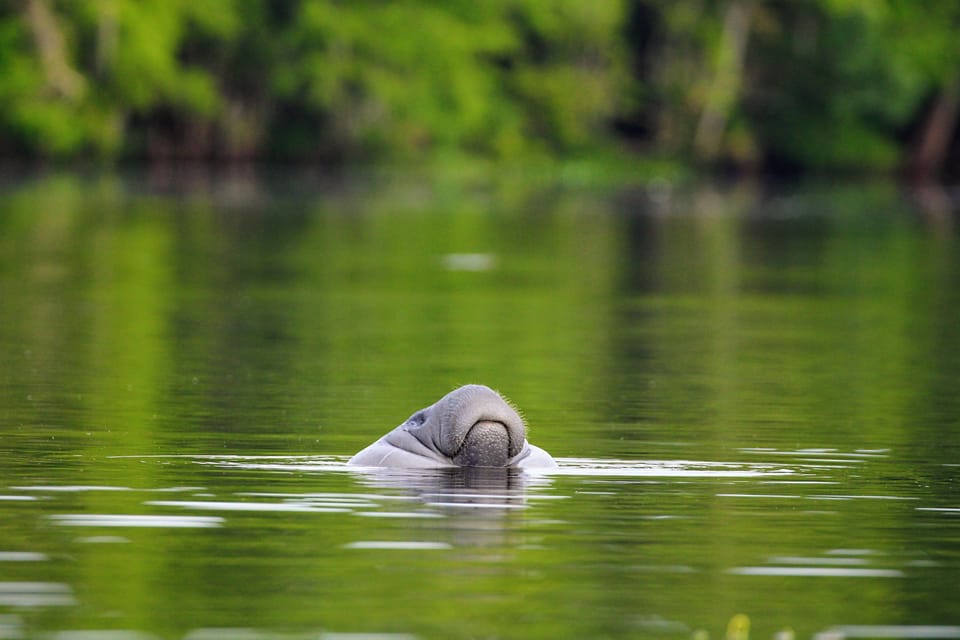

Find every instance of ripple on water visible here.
[739,447,890,459]
[0,582,75,607]
[0,551,47,561]
[144,500,352,513]
[354,511,443,519]
[343,541,452,550]
[768,556,870,566]
[718,492,921,504]
[549,458,797,478]
[46,632,157,640]
[728,567,904,577]
[12,486,207,495]
[728,544,909,579]
[236,493,380,509]
[48,515,224,528]
[13,485,134,492]
[75,536,131,544]
[188,455,350,473]
[120,453,804,481]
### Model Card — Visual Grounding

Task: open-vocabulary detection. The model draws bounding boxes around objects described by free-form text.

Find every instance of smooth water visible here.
[1,171,959,640]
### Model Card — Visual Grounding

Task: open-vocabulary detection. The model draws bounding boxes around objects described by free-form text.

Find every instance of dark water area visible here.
[1,170,959,639]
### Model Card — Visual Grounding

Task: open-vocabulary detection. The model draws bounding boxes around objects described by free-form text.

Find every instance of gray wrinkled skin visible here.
[348,385,557,469]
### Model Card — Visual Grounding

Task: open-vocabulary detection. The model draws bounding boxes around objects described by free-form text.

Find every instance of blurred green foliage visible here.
[1,0,959,173]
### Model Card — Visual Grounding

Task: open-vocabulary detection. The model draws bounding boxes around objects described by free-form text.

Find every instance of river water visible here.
[0,170,958,639]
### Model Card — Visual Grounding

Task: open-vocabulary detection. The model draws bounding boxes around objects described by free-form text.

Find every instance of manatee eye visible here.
[404,411,427,429]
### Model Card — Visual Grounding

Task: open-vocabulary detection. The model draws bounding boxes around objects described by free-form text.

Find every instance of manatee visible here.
[348,384,556,469]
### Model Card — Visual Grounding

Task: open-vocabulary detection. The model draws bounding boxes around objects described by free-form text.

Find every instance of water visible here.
[1,170,959,639]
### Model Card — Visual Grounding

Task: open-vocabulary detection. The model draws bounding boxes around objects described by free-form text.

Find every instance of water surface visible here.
[1,171,958,639]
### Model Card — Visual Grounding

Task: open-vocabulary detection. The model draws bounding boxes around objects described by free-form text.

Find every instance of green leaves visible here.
[0,0,958,171]
[0,0,628,161]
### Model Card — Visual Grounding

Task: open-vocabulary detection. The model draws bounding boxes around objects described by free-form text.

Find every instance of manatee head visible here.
[402,384,525,467]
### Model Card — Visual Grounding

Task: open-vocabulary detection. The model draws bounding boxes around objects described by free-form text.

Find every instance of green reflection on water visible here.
[0,172,959,639]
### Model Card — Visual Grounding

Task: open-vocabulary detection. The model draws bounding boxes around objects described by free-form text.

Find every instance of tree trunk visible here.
[24,0,85,100]
[908,78,960,179]
[693,1,753,162]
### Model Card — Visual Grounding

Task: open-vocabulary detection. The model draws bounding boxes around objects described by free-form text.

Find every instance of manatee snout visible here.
[452,420,512,467]
[440,385,525,465]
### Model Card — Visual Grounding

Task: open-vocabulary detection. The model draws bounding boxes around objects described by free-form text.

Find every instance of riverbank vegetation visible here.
[2,1,959,176]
